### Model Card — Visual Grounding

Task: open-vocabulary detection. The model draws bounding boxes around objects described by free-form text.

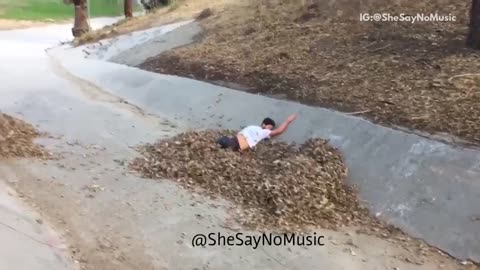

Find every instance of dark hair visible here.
[262,117,276,128]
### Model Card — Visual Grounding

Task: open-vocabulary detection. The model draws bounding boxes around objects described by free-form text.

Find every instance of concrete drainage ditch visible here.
[50,20,480,263]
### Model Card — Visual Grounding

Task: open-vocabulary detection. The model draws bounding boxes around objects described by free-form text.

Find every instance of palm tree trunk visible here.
[124,0,133,18]
[72,0,90,37]
[467,0,480,49]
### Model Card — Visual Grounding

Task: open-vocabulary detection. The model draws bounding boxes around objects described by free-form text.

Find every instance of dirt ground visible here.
[136,0,480,146]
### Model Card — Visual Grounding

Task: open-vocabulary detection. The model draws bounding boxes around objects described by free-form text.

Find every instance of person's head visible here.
[261,117,276,130]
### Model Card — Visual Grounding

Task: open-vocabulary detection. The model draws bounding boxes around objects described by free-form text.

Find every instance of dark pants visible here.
[217,136,240,151]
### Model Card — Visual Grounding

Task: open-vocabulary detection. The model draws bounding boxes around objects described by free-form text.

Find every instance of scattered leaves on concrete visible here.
[130,130,369,232]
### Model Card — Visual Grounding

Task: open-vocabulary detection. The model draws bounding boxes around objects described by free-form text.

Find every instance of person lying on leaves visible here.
[217,114,298,151]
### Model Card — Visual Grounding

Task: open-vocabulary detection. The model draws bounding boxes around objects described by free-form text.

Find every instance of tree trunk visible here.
[124,0,133,18]
[72,0,90,37]
[467,0,480,49]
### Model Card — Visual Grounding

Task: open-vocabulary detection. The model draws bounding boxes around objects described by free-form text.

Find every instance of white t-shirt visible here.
[238,125,272,148]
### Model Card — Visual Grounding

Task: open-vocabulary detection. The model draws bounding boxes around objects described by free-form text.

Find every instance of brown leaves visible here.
[130,130,368,232]
[196,8,213,21]
[0,113,47,159]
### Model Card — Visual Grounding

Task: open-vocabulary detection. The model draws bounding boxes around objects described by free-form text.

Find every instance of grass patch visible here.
[0,1,72,20]
[0,0,141,21]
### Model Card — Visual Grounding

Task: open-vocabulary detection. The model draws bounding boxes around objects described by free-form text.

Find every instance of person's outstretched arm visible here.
[270,114,297,137]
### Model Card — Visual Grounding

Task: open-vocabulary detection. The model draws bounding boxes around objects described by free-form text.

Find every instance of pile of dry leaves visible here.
[0,113,46,158]
[130,130,369,232]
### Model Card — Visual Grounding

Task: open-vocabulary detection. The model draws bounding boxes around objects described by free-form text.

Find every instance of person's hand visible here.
[287,114,297,123]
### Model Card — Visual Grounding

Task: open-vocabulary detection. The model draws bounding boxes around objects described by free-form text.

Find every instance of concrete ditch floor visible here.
[0,181,73,270]
[0,19,477,270]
